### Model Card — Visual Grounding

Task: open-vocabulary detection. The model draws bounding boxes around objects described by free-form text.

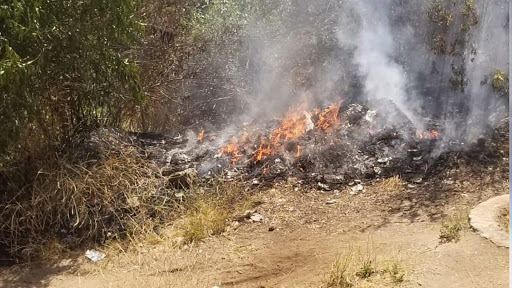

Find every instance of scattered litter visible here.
[413,156,422,161]
[85,249,106,262]
[252,178,261,185]
[317,182,331,191]
[350,184,364,195]
[442,179,454,185]
[377,157,392,163]
[412,177,423,184]
[365,110,377,122]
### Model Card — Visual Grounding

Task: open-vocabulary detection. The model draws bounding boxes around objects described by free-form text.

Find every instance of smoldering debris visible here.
[124,99,507,191]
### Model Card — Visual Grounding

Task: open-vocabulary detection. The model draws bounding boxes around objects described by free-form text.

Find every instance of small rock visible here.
[317,182,331,191]
[268,226,276,232]
[85,249,106,262]
[412,177,423,184]
[250,213,264,222]
[413,156,422,161]
[326,199,337,205]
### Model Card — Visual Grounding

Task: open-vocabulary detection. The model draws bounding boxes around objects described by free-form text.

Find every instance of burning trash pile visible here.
[133,98,464,189]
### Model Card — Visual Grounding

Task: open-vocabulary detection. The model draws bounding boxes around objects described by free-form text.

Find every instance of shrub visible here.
[0,0,143,156]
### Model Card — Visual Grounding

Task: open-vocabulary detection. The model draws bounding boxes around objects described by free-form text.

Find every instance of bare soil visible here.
[0,158,508,288]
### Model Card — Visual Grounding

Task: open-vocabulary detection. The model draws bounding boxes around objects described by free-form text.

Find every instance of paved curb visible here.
[469,194,509,248]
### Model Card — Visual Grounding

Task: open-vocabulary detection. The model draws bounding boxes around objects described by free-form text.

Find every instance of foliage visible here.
[492,70,509,97]
[0,0,143,155]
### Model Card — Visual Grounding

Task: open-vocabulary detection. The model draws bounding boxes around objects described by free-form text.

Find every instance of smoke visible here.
[465,0,509,140]
[190,0,508,153]
[336,0,425,130]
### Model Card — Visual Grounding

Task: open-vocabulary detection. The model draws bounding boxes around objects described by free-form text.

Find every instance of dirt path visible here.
[4,221,506,288]
[1,174,508,288]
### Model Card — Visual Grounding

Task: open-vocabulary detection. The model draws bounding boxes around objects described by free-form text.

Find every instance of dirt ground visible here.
[0,156,509,288]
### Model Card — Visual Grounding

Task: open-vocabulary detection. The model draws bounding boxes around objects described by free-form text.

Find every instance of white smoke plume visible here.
[336,0,426,130]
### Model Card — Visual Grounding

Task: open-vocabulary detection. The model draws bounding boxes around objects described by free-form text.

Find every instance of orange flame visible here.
[220,101,342,164]
[219,132,249,164]
[416,129,439,139]
[251,105,308,162]
[314,101,341,131]
[197,130,205,143]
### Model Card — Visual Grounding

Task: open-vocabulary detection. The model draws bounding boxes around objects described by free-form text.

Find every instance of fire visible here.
[416,129,439,139]
[314,101,341,131]
[220,101,342,164]
[197,130,205,143]
[251,105,308,162]
[219,132,249,164]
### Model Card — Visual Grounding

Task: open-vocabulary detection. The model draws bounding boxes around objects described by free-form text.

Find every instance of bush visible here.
[0,0,143,156]
[0,129,171,261]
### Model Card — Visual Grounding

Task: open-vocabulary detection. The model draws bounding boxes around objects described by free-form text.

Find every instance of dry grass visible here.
[325,242,408,288]
[439,209,469,243]
[368,176,405,195]
[177,200,229,244]
[326,249,354,288]
[0,130,176,261]
[175,180,254,244]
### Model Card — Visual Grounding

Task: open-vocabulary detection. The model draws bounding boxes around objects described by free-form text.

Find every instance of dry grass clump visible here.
[0,130,173,261]
[326,250,354,288]
[175,181,250,244]
[439,209,469,243]
[368,176,405,195]
[177,200,229,244]
[325,243,407,288]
